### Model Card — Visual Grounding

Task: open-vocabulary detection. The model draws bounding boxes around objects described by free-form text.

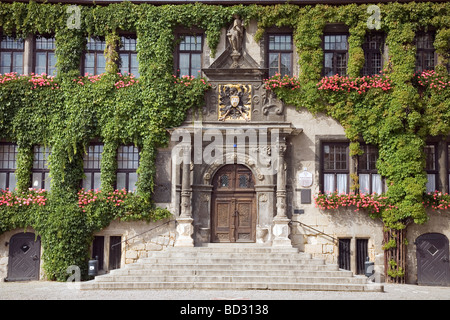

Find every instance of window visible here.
[119,35,139,77]
[0,143,18,190]
[268,34,293,78]
[34,35,56,76]
[358,144,383,194]
[82,144,103,190]
[177,35,202,78]
[415,32,436,72]
[323,34,348,77]
[84,37,106,76]
[362,32,385,76]
[425,144,438,193]
[31,146,51,190]
[116,145,139,192]
[0,35,24,74]
[322,142,349,194]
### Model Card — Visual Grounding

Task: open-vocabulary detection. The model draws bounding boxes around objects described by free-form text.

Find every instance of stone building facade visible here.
[0,1,449,287]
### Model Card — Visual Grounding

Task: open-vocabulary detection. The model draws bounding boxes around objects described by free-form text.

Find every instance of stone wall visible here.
[92,219,176,271]
[0,219,176,281]
[406,211,450,284]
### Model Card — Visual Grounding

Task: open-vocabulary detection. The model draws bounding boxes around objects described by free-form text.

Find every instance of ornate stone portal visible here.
[174,16,300,248]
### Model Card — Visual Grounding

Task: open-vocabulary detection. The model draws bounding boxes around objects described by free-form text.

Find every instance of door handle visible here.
[32,254,39,261]
[443,258,449,262]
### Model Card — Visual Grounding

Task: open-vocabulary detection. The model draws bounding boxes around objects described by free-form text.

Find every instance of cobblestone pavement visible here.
[0,281,449,300]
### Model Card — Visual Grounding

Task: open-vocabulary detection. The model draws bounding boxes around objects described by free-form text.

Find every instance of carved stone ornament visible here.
[218,84,252,121]
[262,90,284,116]
[227,16,244,68]
[227,16,243,54]
[203,154,264,184]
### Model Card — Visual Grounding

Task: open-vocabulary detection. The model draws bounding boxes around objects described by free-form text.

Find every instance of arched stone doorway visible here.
[211,164,256,243]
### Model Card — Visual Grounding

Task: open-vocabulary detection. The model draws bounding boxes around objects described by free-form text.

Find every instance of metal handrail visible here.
[289,220,344,244]
[110,219,176,248]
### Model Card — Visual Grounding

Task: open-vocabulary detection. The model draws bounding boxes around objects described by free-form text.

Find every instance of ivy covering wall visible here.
[0,1,448,282]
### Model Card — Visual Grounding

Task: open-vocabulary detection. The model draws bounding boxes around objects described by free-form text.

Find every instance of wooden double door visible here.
[211,164,256,243]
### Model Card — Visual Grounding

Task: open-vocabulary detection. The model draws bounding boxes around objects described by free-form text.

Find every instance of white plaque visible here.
[298,168,313,188]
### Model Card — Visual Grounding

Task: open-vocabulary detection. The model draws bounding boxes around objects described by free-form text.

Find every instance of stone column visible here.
[272,137,292,247]
[438,140,448,194]
[175,146,194,247]
[24,35,34,75]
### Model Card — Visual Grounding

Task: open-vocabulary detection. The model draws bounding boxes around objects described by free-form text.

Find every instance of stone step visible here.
[123,262,339,271]
[145,251,312,260]
[78,246,384,292]
[79,281,382,292]
[196,244,300,253]
[94,275,368,284]
[137,257,326,265]
[108,268,351,277]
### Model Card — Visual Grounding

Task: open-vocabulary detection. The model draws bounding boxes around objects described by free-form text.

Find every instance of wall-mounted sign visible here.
[298,168,313,188]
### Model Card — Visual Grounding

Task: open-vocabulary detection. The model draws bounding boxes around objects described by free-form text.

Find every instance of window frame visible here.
[0,35,25,75]
[425,142,438,193]
[358,144,383,195]
[415,31,436,73]
[175,33,203,78]
[321,142,350,194]
[82,143,103,191]
[33,34,56,76]
[362,32,385,76]
[116,145,139,192]
[266,33,293,78]
[0,142,18,191]
[82,36,106,76]
[118,34,139,77]
[322,33,349,77]
[31,145,51,190]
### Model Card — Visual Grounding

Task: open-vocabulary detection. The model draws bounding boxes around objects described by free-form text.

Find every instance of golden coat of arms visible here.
[218,84,251,121]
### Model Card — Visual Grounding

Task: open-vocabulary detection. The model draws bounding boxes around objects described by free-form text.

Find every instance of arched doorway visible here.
[416,233,450,286]
[7,232,41,281]
[211,164,256,243]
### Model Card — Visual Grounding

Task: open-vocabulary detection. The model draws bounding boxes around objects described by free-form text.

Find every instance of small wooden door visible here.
[7,232,41,281]
[211,164,256,243]
[416,233,450,286]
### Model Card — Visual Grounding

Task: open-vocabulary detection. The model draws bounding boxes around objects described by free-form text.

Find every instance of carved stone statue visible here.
[227,16,243,54]
[227,16,244,68]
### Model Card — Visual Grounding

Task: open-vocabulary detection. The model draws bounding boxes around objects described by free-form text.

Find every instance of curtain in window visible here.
[324,174,348,194]
[372,174,382,195]
[337,174,347,194]
[324,174,334,194]
[426,174,436,193]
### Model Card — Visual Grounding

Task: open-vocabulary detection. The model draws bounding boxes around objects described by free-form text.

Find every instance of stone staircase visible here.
[79,244,383,292]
